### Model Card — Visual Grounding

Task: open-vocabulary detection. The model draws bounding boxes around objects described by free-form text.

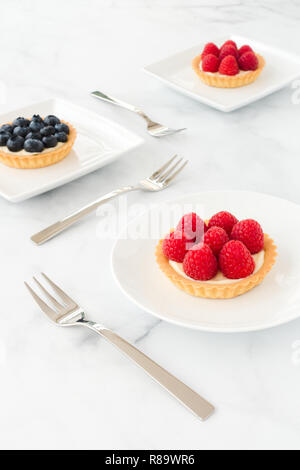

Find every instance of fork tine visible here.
[150,155,178,179]
[41,273,77,308]
[156,157,183,182]
[33,277,65,312]
[163,160,189,185]
[24,282,58,322]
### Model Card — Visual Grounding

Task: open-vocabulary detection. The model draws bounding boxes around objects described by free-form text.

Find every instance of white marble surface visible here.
[1,0,300,450]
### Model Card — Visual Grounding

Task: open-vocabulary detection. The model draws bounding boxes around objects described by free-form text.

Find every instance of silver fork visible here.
[31,155,188,245]
[91,91,186,137]
[25,273,214,420]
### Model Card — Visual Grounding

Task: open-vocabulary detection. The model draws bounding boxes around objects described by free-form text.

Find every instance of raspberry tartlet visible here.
[192,40,265,88]
[156,211,277,299]
[0,115,76,169]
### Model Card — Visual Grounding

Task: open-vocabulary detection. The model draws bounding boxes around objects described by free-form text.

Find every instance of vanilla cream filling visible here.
[169,250,264,284]
[200,60,250,77]
[2,141,64,157]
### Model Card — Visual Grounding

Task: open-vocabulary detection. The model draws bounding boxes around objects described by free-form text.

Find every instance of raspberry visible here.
[219,45,239,61]
[231,219,264,254]
[176,212,206,244]
[202,54,219,73]
[218,55,239,76]
[221,40,237,50]
[202,42,219,59]
[162,230,188,262]
[219,240,255,279]
[204,226,229,256]
[183,243,218,281]
[238,51,258,71]
[208,211,238,235]
[238,45,253,57]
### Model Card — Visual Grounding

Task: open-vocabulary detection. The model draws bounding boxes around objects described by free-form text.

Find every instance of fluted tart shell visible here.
[192,53,265,88]
[156,233,277,299]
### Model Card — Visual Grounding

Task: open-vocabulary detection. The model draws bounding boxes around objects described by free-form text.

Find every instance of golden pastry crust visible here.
[192,53,265,88]
[156,234,277,299]
[0,120,76,169]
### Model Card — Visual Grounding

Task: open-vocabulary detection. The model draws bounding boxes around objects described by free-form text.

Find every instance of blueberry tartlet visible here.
[0,115,76,169]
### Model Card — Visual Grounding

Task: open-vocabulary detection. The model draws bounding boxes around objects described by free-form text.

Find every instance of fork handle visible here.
[85,323,214,420]
[91,91,151,122]
[31,186,138,245]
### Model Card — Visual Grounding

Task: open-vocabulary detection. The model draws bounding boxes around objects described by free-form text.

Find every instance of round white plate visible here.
[111,191,300,333]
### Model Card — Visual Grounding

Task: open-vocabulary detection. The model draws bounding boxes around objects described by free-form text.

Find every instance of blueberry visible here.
[31,114,43,123]
[0,132,11,146]
[7,135,24,152]
[44,115,60,126]
[24,138,44,153]
[12,117,30,128]
[42,135,57,148]
[25,132,42,141]
[55,132,68,143]
[55,123,69,134]
[29,120,44,132]
[13,126,30,138]
[0,124,13,134]
[41,126,55,137]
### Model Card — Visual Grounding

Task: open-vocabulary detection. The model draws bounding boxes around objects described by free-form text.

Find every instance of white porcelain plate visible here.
[112,191,300,333]
[144,35,300,112]
[0,99,143,202]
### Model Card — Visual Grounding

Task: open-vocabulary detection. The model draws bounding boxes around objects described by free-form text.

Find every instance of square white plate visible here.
[0,99,143,202]
[144,35,300,112]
